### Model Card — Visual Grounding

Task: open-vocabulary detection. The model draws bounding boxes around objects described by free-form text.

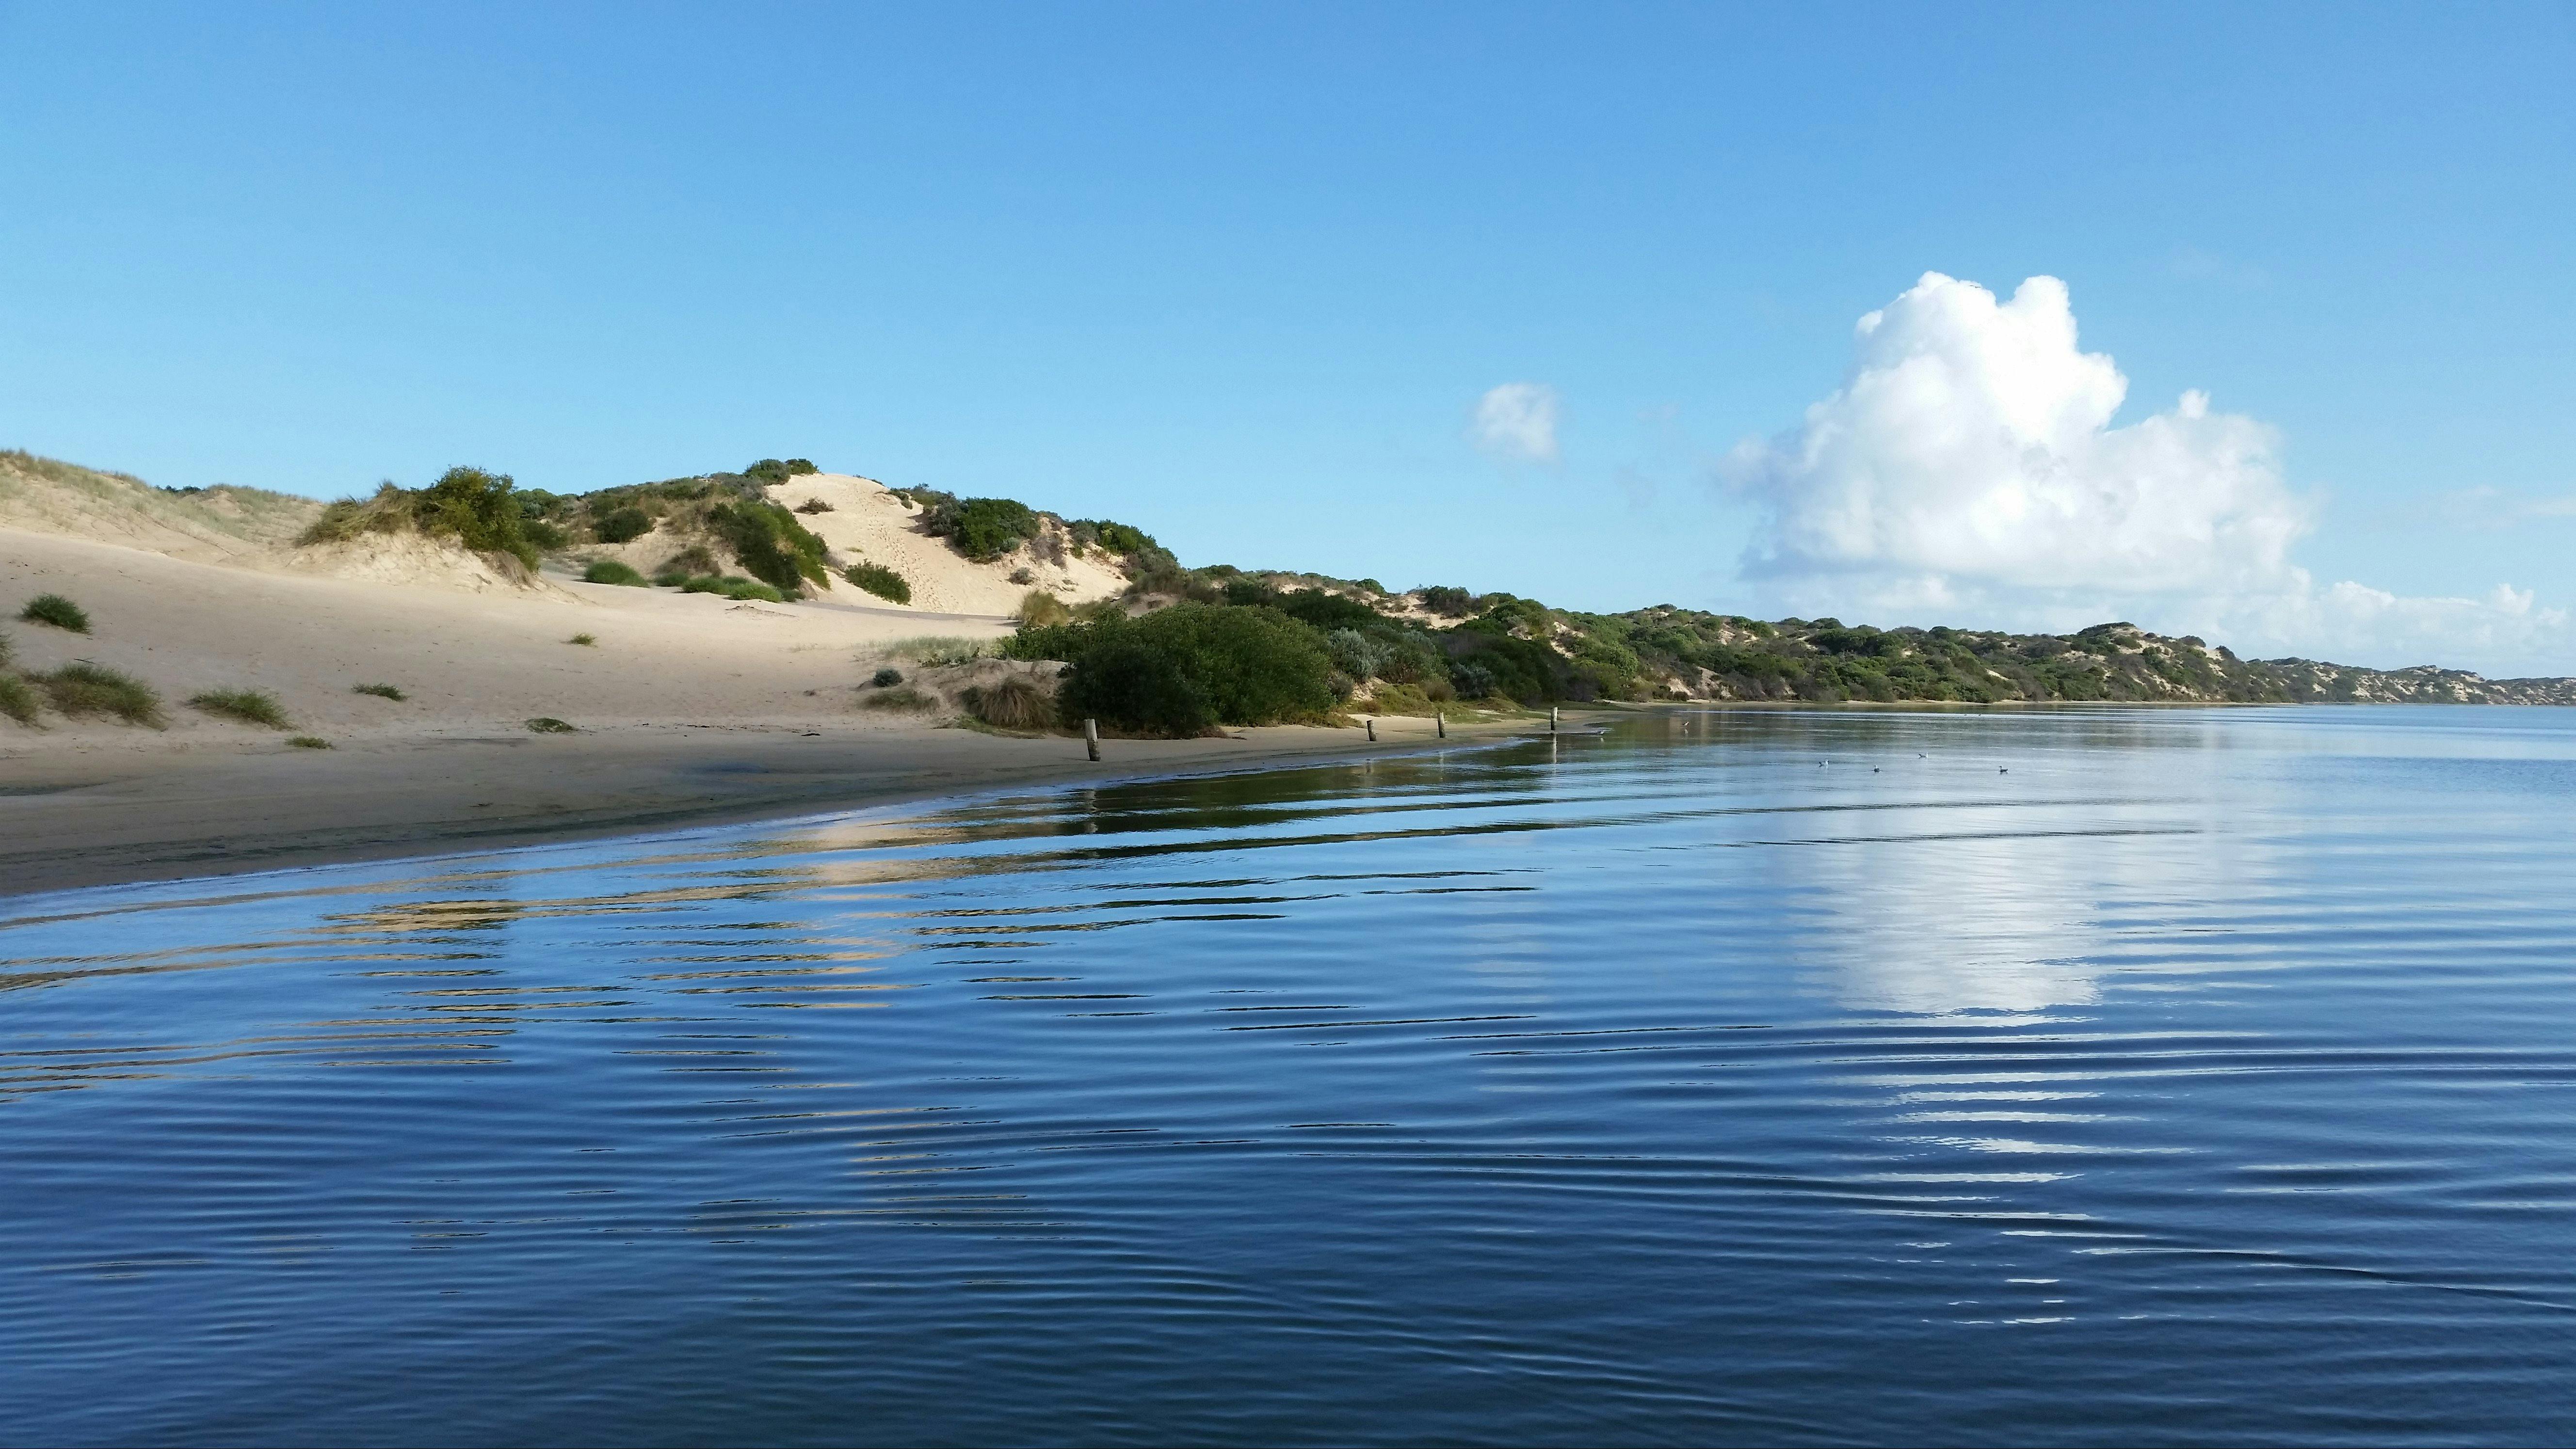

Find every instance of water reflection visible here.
[6,707,2576,1445]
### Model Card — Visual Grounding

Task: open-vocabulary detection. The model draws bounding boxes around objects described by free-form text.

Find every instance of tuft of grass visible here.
[858,685,935,711]
[525,717,578,733]
[0,627,12,669]
[870,666,904,688]
[0,672,38,726]
[843,561,910,605]
[568,633,597,646]
[40,663,164,727]
[288,735,333,749]
[677,575,786,603]
[188,687,290,728]
[20,593,88,633]
[963,675,1056,731]
[794,497,834,514]
[1016,589,1071,628]
[353,683,405,701]
[887,636,996,667]
[582,559,647,587]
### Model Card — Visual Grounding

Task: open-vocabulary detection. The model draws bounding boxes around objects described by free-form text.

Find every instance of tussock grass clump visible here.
[870,667,904,688]
[794,498,834,514]
[21,593,88,633]
[859,685,935,711]
[582,559,647,586]
[288,735,333,749]
[1016,589,1070,628]
[844,562,910,604]
[0,673,38,726]
[568,633,597,646]
[963,676,1056,731]
[41,663,164,727]
[188,688,289,728]
[353,683,405,701]
[525,717,577,733]
[677,575,785,603]
[888,636,996,667]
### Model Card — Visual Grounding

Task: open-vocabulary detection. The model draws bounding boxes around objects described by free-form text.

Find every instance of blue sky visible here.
[4,2,2571,668]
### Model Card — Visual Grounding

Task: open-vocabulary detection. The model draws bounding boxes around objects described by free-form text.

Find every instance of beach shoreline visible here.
[0,716,1526,899]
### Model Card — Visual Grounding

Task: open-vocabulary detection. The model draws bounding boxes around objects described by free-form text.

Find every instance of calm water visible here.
[7,707,2576,1446]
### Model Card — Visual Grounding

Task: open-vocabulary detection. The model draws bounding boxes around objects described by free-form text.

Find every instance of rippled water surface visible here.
[8,707,2576,1446]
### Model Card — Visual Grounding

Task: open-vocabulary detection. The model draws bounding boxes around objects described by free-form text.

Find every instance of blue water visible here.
[7,706,2576,1446]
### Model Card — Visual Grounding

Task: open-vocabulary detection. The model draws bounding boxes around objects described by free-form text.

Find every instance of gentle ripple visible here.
[6,706,2576,1445]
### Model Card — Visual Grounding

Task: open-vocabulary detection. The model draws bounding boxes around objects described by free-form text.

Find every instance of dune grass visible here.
[963,676,1056,731]
[0,672,38,726]
[843,561,910,604]
[677,574,786,603]
[525,717,577,733]
[188,687,290,728]
[288,735,333,749]
[886,636,997,667]
[858,685,936,711]
[582,559,647,587]
[20,593,88,633]
[568,633,597,646]
[353,683,405,701]
[40,663,163,726]
[870,667,904,687]
[1016,589,1071,628]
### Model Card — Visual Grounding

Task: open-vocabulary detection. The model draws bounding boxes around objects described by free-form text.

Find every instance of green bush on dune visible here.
[708,500,829,596]
[40,663,164,727]
[583,559,648,586]
[1018,602,1337,737]
[0,672,38,726]
[678,574,787,603]
[593,506,654,544]
[844,562,911,604]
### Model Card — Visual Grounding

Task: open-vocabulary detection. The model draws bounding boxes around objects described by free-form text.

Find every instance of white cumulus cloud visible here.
[1471,382,1561,464]
[1724,271,2568,674]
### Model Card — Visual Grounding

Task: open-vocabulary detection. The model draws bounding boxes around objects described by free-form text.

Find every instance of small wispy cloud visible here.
[1470,382,1561,464]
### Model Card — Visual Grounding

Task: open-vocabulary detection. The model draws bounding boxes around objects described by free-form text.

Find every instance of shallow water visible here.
[7,707,2576,1446]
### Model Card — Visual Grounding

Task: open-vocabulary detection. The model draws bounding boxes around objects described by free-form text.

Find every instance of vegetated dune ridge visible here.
[0,453,1495,895]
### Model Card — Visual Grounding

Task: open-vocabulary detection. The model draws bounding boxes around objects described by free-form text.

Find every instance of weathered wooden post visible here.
[1436,711,1446,739]
[1366,717,1376,742]
[1549,706,1559,734]
[1084,717,1099,762]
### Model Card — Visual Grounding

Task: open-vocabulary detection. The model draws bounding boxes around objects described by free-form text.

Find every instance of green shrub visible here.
[1047,603,1336,736]
[188,687,289,728]
[582,559,647,587]
[525,717,577,733]
[871,667,904,687]
[568,633,597,646]
[417,466,540,570]
[889,636,996,666]
[744,457,819,486]
[1074,519,1158,556]
[288,735,333,749]
[965,676,1056,731]
[40,663,164,726]
[0,626,12,668]
[1417,586,1474,616]
[595,507,653,544]
[859,685,935,711]
[0,672,37,726]
[353,683,406,701]
[20,593,88,633]
[523,519,568,551]
[931,497,1039,561]
[844,562,911,604]
[794,498,834,514]
[1017,589,1070,627]
[679,575,785,603]
[654,544,721,584]
[1276,589,1382,632]
[709,500,828,594]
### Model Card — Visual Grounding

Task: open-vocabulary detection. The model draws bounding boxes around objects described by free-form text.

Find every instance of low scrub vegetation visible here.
[744,458,819,486]
[794,498,833,514]
[676,575,786,603]
[41,663,164,726]
[844,561,911,604]
[20,593,88,633]
[708,499,829,596]
[568,633,597,646]
[888,636,997,667]
[582,559,647,587]
[963,676,1055,731]
[1016,590,1070,627]
[188,688,289,728]
[859,685,936,711]
[594,507,653,544]
[871,667,904,687]
[353,683,406,701]
[918,494,1039,562]
[525,717,577,733]
[299,466,545,570]
[1012,602,1338,737]
[0,672,37,725]
[288,735,333,749]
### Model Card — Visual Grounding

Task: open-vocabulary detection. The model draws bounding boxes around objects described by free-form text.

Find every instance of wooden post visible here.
[1436,711,1446,739]
[1366,717,1376,742]
[1084,717,1099,762]
[1549,706,1559,733]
